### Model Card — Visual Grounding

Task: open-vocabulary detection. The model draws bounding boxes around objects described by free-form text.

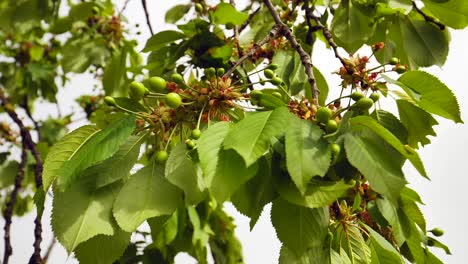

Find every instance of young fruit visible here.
[186,139,196,150]
[267,63,279,70]
[155,150,169,163]
[370,92,380,102]
[148,76,167,92]
[171,73,184,84]
[216,68,225,76]
[195,3,203,13]
[165,92,182,109]
[264,69,275,79]
[354,97,374,111]
[389,57,399,65]
[350,91,364,101]
[427,238,435,246]
[129,81,147,100]
[205,67,216,78]
[396,65,407,74]
[190,129,202,140]
[316,107,333,123]
[430,228,444,237]
[271,92,282,99]
[104,96,116,106]
[270,77,283,86]
[325,119,338,133]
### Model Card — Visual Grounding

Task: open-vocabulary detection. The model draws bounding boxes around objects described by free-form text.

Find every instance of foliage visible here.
[0,0,465,263]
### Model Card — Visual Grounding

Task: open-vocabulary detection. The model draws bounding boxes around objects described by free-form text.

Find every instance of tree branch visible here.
[223,25,281,78]
[141,0,154,35]
[263,0,319,102]
[305,2,351,74]
[0,89,44,264]
[412,1,445,30]
[238,7,261,33]
[2,146,27,264]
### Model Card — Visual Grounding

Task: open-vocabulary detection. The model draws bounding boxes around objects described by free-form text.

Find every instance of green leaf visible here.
[397,71,462,123]
[271,198,329,257]
[211,3,248,26]
[423,0,468,29]
[224,107,292,166]
[52,179,121,252]
[42,125,100,192]
[142,30,186,52]
[315,67,329,106]
[376,197,406,245]
[396,100,438,148]
[344,131,407,203]
[210,149,258,203]
[148,214,176,247]
[197,122,230,185]
[113,163,182,232]
[62,39,110,73]
[103,49,128,96]
[165,143,205,205]
[349,115,427,179]
[425,250,444,264]
[92,134,146,188]
[428,237,451,255]
[331,0,375,52]
[276,178,351,209]
[372,110,408,144]
[400,16,449,67]
[332,223,371,263]
[400,197,426,231]
[74,225,131,264]
[56,115,135,191]
[365,225,404,264]
[285,117,331,193]
[0,160,19,188]
[330,248,352,264]
[165,4,191,24]
[279,245,330,264]
[231,157,276,229]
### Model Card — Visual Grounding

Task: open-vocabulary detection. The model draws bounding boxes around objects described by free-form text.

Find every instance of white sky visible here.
[1,0,468,263]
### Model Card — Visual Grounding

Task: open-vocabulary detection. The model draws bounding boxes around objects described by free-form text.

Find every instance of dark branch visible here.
[2,147,27,264]
[118,0,132,17]
[223,25,281,78]
[263,0,319,102]
[238,7,261,33]
[21,97,41,141]
[305,3,351,74]
[141,0,154,35]
[0,89,44,264]
[42,237,57,264]
[412,1,445,30]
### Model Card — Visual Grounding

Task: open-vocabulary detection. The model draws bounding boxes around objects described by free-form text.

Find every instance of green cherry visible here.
[155,150,169,163]
[316,107,332,123]
[190,129,202,140]
[148,76,167,92]
[165,92,182,109]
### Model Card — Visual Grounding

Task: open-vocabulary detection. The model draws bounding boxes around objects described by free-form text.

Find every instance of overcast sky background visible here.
[1,0,468,263]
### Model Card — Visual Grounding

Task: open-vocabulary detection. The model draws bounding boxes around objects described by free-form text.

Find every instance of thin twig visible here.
[42,237,57,264]
[263,0,319,102]
[411,1,445,30]
[223,25,281,78]
[239,7,261,33]
[21,97,41,141]
[141,0,154,35]
[118,0,132,17]
[2,146,27,264]
[305,3,351,73]
[0,89,44,264]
